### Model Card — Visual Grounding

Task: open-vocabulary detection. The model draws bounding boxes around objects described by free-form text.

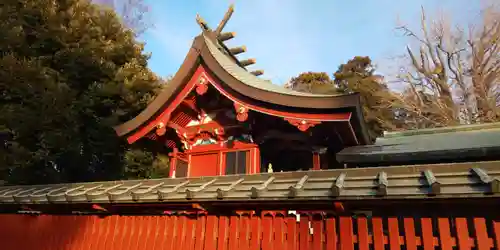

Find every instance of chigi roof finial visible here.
[215,4,234,35]
[195,4,265,76]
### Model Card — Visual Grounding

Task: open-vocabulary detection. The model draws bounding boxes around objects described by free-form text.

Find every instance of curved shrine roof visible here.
[203,33,339,98]
[114,32,365,138]
[113,7,369,143]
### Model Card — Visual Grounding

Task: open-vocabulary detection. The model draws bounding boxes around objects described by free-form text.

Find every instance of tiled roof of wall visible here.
[0,161,499,205]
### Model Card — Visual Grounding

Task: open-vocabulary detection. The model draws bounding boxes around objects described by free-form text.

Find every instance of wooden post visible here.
[169,148,179,178]
[312,152,321,170]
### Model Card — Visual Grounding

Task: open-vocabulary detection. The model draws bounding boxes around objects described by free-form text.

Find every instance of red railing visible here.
[0,213,499,250]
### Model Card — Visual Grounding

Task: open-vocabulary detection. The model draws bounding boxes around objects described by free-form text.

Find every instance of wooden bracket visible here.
[284,118,321,132]
[156,122,166,136]
[234,102,249,122]
[196,73,209,95]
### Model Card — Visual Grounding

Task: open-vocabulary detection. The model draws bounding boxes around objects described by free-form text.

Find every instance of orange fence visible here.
[0,213,499,250]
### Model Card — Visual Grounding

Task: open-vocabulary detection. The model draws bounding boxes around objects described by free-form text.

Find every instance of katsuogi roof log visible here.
[1,161,499,204]
[229,46,246,55]
[218,32,235,41]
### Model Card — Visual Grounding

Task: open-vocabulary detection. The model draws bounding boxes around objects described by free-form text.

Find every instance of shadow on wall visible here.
[0,214,90,250]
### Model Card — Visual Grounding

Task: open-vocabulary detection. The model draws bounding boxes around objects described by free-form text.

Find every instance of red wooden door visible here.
[189,153,219,177]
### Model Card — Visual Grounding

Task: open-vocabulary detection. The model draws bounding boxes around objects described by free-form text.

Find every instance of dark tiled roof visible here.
[337,123,500,164]
[1,161,499,205]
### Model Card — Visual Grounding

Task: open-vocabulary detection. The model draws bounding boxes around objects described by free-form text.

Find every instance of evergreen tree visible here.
[288,57,397,141]
[334,56,396,140]
[0,0,166,184]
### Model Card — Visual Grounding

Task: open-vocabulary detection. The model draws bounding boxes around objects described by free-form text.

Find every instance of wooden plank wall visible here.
[1,213,500,250]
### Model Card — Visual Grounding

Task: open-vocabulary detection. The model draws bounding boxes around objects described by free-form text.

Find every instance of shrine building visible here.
[113,8,370,178]
[2,5,500,250]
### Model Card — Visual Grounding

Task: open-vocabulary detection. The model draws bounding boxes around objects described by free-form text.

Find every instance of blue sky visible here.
[140,0,480,85]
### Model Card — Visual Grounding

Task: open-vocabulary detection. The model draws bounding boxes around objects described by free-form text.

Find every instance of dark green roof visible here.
[337,123,500,165]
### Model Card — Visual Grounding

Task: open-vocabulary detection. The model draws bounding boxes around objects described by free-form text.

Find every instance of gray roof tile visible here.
[1,161,499,204]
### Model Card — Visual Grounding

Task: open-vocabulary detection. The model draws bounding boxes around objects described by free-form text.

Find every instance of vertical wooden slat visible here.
[339,217,354,250]
[109,216,122,250]
[286,216,298,250]
[20,216,28,249]
[228,215,240,250]
[119,216,130,250]
[372,217,385,250]
[96,216,111,250]
[13,215,25,250]
[0,216,7,249]
[326,217,337,250]
[455,218,473,250]
[60,215,73,250]
[388,217,402,250]
[85,216,99,250]
[27,215,39,250]
[77,216,95,250]
[13,216,29,250]
[41,216,56,250]
[140,216,153,250]
[312,215,324,250]
[122,216,136,250]
[186,216,197,250]
[403,218,418,250]
[177,215,188,250]
[109,215,121,249]
[136,216,147,250]
[357,217,370,250]
[420,218,435,250]
[437,218,454,250]
[204,215,218,250]
[86,216,100,250]
[16,215,28,250]
[238,215,250,250]
[69,216,80,249]
[8,212,500,250]
[2,215,13,249]
[299,215,310,250]
[217,215,229,250]
[166,216,179,250]
[194,215,207,250]
[274,215,286,250]
[72,216,85,250]
[144,216,159,250]
[66,216,77,250]
[67,215,82,250]
[492,221,500,250]
[107,215,118,250]
[158,216,171,250]
[127,216,141,250]
[43,215,58,250]
[250,215,262,250]
[474,218,492,250]
[262,214,274,250]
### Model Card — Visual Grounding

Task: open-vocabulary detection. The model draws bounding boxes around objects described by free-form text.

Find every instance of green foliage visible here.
[0,0,166,184]
[288,72,338,94]
[334,56,396,140]
[289,57,396,141]
[123,149,170,179]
